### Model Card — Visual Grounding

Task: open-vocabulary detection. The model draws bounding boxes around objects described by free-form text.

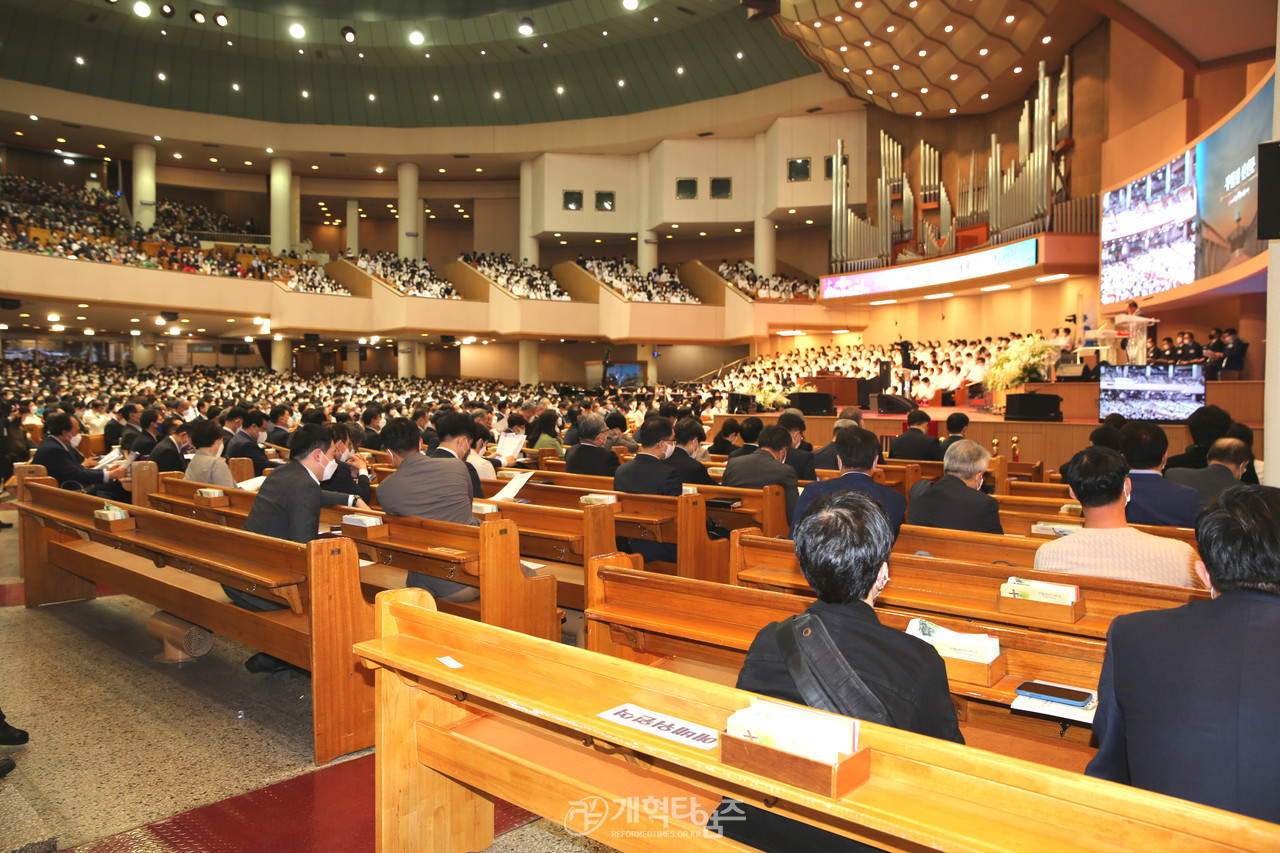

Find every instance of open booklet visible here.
[494,432,526,461]
[93,448,136,470]
[236,475,267,492]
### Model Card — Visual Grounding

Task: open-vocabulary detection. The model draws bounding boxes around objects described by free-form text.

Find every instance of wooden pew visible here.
[15,467,372,764]
[999,510,1200,551]
[131,465,561,642]
[355,588,1279,852]
[1005,480,1072,499]
[1008,460,1046,482]
[894,524,1044,567]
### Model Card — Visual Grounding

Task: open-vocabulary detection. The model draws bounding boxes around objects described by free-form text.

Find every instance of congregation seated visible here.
[905,439,1003,535]
[464,251,570,300]
[1034,446,1198,587]
[581,256,701,304]
[717,259,814,301]
[1166,437,1251,505]
[792,426,905,540]
[357,249,458,299]
[284,262,350,295]
[1119,420,1203,528]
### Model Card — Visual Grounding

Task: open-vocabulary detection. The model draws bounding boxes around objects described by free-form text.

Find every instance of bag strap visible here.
[775,612,893,725]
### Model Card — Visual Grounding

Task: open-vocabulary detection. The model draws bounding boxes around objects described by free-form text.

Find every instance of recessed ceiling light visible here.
[172,152,181,159]
[129,318,139,322]
[617,79,625,86]
[944,25,953,33]
[840,45,848,52]
[736,51,743,59]
[918,49,926,57]
[226,40,232,46]
[56,137,66,143]
[867,89,873,95]
[232,82,240,91]
[196,328,206,332]
[301,90,309,98]
[153,135,161,141]
[949,108,957,114]
[834,15,842,22]
[981,93,989,99]
[623,0,639,8]
[869,299,896,305]
[97,143,106,149]
[311,164,319,170]
[210,157,218,163]
[190,9,205,23]
[950,73,959,80]
[864,40,871,46]
[891,91,899,97]
[493,91,501,100]
[342,27,356,43]
[886,25,894,33]
[214,12,227,26]
[47,313,59,322]
[915,111,922,116]
[132,1,151,17]
[1005,15,1015,23]
[979,48,989,56]
[555,85,564,94]
[981,284,1013,292]
[676,66,684,75]
[289,23,305,38]
[920,87,928,93]
[788,209,796,214]
[517,17,534,36]
[368,93,376,101]
[1035,274,1070,282]
[1042,36,1052,44]
[813,21,821,28]
[475,167,483,172]
[892,64,900,70]
[266,147,273,153]
[424,53,430,58]
[438,167,445,173]
[909,0,917,7]
[924,292,953,300]
[432,94,440,101]
[75,56,85,65]
[843,67,849,73]
[244,160,252,166]
[157,72,166,81]
[865,69,873,75]
[602,30,608,36]
[671,223,679,229]
[734,227,742,233]
[805,219,814,225]
[374,166,383,173]
[1014,66,1022,74]
[408,29,425,45]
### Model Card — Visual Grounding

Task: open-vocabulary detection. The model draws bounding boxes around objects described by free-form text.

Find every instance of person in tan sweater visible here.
[1034,446,1198,587]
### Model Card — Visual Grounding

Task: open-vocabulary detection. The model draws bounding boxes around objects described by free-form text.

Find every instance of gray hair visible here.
[832,418,856,432]
[577,412,607,441]
[943,439,990,480]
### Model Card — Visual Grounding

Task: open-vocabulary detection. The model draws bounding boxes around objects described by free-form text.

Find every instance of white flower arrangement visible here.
[986,337,1058,392]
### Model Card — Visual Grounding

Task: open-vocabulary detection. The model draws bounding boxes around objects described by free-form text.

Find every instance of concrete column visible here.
[637,231,658,273]
[754,216,776,276]
[519,160,539,265]
[636,344,659,386]
[518,340,540,386]
[271,338,291,373]
[397,341,414,379]
[636,150,652,269]
[290,177,302,247]
[346,199,359,256]
[412,342,428,378]
[131,143,156,231]
[397,162,419,259]
[132,335,155,369]
[269,157,292,256]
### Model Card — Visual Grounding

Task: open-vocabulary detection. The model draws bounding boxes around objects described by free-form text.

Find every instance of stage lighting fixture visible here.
[341,26,356,43]
[190,9,205,23]
[517,17,534,35]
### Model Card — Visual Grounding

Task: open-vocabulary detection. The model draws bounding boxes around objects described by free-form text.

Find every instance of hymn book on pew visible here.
[236,475,266,492]
[906,618,1001,663]
[1000,577,1080,605]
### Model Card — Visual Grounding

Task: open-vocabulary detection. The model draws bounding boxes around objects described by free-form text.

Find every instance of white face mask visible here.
[661,441,675,460]
[70,433,82,448]
[255,429,267,445]
[321,454,338,481]
[338,447,353,462]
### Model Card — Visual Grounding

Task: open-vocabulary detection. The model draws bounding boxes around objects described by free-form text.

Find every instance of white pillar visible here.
[636,345,659,386]
[1266,13,1280,485]
[131,143,156,231]
[397,162,419,259]
[269,157,292,257]
[290,177,302,247]
[518,340,539,386]
[397,341,414,379]
[754,216,776,276]
[346,199,359,256]
[132,335,155,369]
[271,338,291,373]
[520,160,539,265]
[636,150,652,269]
[417,199,426,260]
[412,342,428,378]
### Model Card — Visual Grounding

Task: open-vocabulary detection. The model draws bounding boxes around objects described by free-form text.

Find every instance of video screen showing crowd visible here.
[1101,151,1198,304]
[1098,365,1206,423]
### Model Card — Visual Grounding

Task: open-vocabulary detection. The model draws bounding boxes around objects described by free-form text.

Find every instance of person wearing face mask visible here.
[905,439,1002,535]
[123,408,163,457]
[359,407,385,451]
[663,416,716,487]
[266,405,293,447]
[32,412,129,498]
[321,421,372,504]
[565,412,620,477]
[1034,447,1197,587]
[612,416,683,564]
[148,417,190,473]
[224,410,277,477]
[184,419,237,489]
[430,412,485,499]
[722,424,800,523]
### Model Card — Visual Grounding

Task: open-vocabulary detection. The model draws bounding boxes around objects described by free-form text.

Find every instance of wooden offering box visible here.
[997,594,1086,624]
[720,734,872,799]
[341,522,389,541]
[942,652,1008,688]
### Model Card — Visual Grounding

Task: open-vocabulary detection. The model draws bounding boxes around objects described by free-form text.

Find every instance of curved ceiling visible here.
[0,0,819,126]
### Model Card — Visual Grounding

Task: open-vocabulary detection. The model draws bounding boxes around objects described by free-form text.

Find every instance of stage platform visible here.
[711,381,1264,473]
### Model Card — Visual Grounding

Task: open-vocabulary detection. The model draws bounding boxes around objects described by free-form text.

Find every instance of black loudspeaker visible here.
[339,345,348,360]
[726,392,756,414]
[786,392,835,416]
[1005,393,1063,422]
[219,343,234,355]
[1258,142,1280,240]
[0,299,21,311]
[359,346,367,361]
[304,333,320,343]
[873,393,918,414]
[1057,363,1092,381]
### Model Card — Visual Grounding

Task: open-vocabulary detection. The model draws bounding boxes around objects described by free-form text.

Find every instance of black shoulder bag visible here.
[774,612,893,726]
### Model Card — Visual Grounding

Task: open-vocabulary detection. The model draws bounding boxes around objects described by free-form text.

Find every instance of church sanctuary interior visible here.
[2,0,1279,850]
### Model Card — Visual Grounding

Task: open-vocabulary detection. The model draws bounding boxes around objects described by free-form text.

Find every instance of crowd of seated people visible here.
[717,260,815,301]
[464,251,570,300]
[284,262,350,296]
[153,199,254,237]
[581,257,701,304]
[357,250,458,299]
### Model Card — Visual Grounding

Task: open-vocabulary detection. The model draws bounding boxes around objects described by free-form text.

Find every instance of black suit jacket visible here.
[664,447,716,486]
[565,442,620,477]
[784,447,816,481]
[128,429,158,458]
[1124,471,1204,528]
[906,474,1003,535]
[103,418,123,449]
[728,443,758,460]
[266,424,290,447]
[812,441,839,471]
[1087,590,1280,822]
[242,460,351,544]
[225,430,272,477]
[939,435,965,458]
[432,447,482,498]
[709,436,738,456]
[149,436,188,473]
[613,453,682,497]
[32,436,108,490]
[361,427,383,451]
[890,428,941,462]
[322,462,372,503]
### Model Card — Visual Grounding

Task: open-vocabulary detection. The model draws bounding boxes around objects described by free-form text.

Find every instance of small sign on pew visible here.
[598,703,719,751]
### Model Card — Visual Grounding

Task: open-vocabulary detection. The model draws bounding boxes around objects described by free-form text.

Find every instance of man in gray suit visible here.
[1166,438,1251,506]
[721,424,799,522]
[376,417,479,603]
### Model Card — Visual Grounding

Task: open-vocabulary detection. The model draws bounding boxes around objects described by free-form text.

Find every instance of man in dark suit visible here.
[148,417,190,473]
[235,424,369,672]
[613,417,683,563]
[102,406,124,449]
[124,408,162,457]
[722,424,800,522]
[775,411,817,480]
[906,439,1002,534]
[321,421,371,503]
[360,407,385,451]
[117,403,143,452]
[1166,438,1249,506]
[890,410,941,461]
[266,405,292,447]
[431,411,482,498]
[565,412,620,477]
[812,417,857,471]
[665,417,716,487]
[1120,421,1204,528]
[791,427,906,540]
[1166,405,1232,471]
[727,416,763,460]
[938,412,969,458]
[412,408,441,454]
[224,410,275,477]
[1220,327,1247,371]
[32,412,129,496]
[1086,485,1280,823]
[219,407,246,455]
[377,417,479,603]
